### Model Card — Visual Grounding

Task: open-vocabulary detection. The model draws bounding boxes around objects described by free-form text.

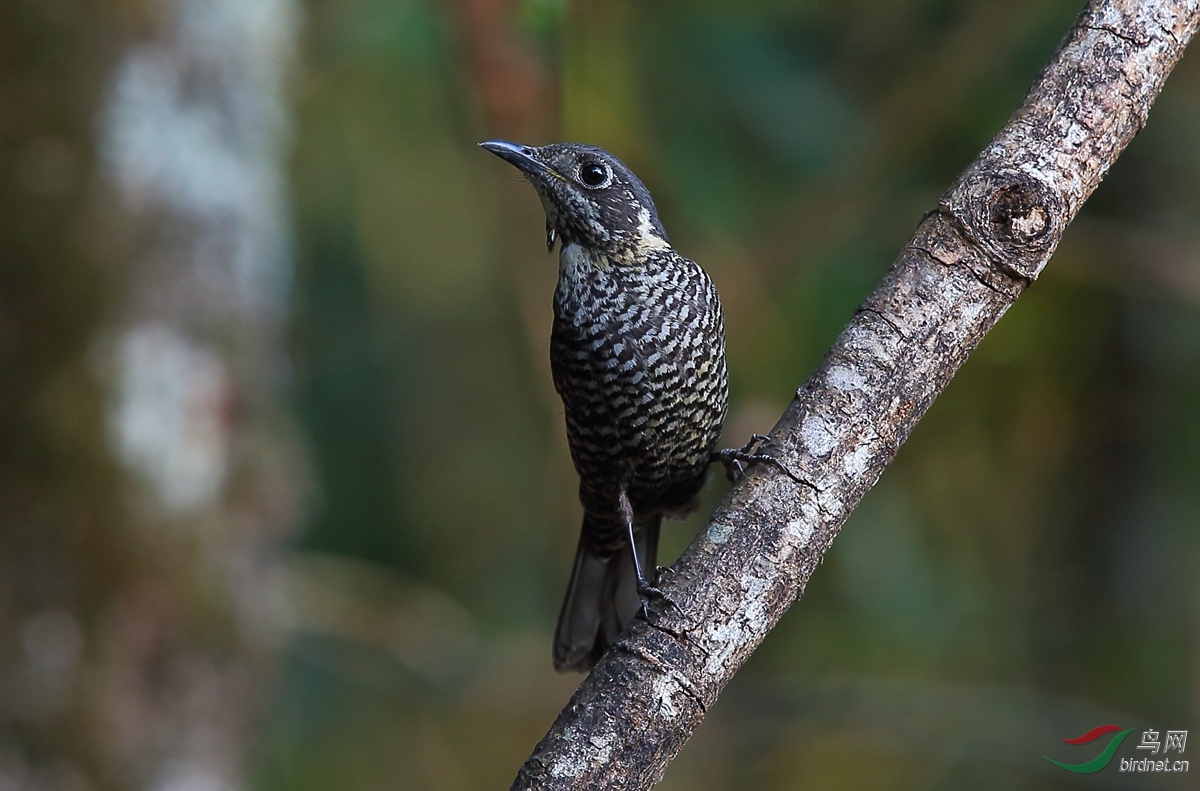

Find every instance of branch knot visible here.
[942,167,1063,281]
[989,181,1049,244]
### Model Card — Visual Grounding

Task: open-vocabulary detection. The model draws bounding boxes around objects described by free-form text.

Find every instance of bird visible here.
[480,139,731,672]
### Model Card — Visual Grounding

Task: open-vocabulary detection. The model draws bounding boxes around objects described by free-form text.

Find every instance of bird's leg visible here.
[618,487,662,618]
[713,433,806,485]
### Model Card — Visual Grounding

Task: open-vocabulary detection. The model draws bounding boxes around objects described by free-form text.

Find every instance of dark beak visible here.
[479,139,557,178]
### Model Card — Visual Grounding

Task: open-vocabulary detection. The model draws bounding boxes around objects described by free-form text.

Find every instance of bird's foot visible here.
[635,572,683,619]
[714,433,805,485]
[637,579,666,600]
[635,571,664,618]
[638,583,686,620]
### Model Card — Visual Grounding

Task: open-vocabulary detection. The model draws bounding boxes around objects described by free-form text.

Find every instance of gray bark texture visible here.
[511,1,1200,789]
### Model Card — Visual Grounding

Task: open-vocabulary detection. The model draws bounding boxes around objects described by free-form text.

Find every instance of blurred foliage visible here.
[261,0,1200,788]
[252,0,1200,788]
[3,0,1198,789]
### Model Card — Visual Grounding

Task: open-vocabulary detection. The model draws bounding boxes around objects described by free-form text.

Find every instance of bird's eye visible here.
[579,162,609,187]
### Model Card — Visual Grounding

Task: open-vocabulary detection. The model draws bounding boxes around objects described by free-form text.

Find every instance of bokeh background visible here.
[2,0,1198,789]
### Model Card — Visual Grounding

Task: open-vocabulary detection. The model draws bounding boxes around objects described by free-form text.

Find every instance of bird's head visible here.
[479,140,668,254]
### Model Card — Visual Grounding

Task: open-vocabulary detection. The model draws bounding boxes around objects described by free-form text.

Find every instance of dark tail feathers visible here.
[552,514,661,672]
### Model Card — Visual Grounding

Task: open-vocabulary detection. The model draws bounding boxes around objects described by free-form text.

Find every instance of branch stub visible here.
[943,167,1064,281]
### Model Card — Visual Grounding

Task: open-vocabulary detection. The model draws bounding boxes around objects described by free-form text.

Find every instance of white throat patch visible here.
[636,207,670,250]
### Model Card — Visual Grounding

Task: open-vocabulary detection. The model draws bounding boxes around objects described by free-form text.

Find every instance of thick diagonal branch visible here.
[511,1,1200,788]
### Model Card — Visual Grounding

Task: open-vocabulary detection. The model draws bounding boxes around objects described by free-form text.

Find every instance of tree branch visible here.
[511,1,1200,788]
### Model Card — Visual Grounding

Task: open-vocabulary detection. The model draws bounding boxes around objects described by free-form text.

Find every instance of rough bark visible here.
[510,1,1200,788]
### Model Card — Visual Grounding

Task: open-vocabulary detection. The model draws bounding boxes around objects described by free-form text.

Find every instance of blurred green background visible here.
[1,0,1197,789]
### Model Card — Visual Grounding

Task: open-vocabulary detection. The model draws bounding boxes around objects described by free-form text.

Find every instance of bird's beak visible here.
[479,140,560,180]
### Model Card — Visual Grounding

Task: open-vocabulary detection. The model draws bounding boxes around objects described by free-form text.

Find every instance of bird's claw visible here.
[637,580,665,600]
[636,582,683,619]
[714,434,805,485]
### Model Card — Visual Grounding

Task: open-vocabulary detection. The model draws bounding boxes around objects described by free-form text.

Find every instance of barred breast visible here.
[550,242,728,551]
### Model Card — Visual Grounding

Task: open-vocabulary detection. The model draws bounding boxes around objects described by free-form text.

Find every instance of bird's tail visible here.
[552,513,661,673]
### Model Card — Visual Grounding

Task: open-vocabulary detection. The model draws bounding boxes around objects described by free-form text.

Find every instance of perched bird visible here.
[480,140,730,672]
